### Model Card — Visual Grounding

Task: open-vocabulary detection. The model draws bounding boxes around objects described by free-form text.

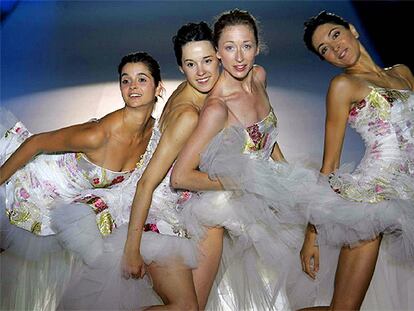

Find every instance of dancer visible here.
[120,21,221,311]
[0,51,162,310]
[172,9,310,310]
[57,22,220,310]
[299,11,414,310]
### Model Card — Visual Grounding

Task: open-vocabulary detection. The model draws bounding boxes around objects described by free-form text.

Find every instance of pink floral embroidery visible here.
[348,107,358,122]
[74,194,108,214]
[375,185,383,193]
[177,191,192,205]
[357,99,367,109]
[143,223,160,233]
[246,124,263,147]
[92,178,100,185]
[368,119,391,136]
[110,175,125,186]
[19,188,30,199]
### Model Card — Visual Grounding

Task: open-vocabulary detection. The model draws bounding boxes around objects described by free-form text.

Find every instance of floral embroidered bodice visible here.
[329,86,414,202]
[3,120,158,236]
[243,109,278,158]
[199,108,279,182]
[75,153,135,188]
[143,164,191,239]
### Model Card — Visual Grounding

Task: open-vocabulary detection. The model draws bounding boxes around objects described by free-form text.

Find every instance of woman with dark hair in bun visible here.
[120,21,221,310]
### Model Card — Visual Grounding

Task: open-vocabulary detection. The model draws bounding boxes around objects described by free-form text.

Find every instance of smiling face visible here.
[120,62,161,108]
[216,24,258,80]
[312,23,360,68]
[179,40,220,93]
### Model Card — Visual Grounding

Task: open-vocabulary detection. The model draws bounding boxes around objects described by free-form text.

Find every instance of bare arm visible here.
[0,122,105,185]
[171,99,228,191]
[122,108,200,277]
[320,77,354,175]
[301,76,354,277]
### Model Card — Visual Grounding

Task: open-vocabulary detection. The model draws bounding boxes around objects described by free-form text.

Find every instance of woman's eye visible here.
[121,79,130,84]
[320,46,328,55]
[205,58,212,64]
[243,44,252,50]
[138,77,147,83]
[225,45,234,51]
[332,31,340,39]
[186,62,195,68]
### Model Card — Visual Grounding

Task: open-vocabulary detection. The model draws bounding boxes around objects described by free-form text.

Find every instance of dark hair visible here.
[304,11,350,59]
[213,9,259,48]
[117,51,162,86]
[172,22,214,66]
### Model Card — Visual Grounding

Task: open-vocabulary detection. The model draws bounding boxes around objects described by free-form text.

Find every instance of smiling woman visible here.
[0,51,164,310]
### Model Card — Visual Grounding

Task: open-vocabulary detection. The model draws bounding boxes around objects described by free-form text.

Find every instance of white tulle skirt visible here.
[181,123,414,310]
[51,202,199,310]
[0,215,81,311]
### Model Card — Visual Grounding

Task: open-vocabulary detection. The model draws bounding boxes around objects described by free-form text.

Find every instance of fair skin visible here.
[0,61,161,187]
[121,40,220,311]
[299,22,414,311]
[171,22,285,309]
[172,24,285,190]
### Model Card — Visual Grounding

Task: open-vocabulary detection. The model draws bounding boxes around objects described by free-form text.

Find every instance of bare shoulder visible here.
[389,64,414,89]
[253,64,266,84]
[329,74,356,91]
[327,74,370,107]
[201,95,228,120]
[162,103,200,136]
[79,119,108,149]
[328,74,362,103]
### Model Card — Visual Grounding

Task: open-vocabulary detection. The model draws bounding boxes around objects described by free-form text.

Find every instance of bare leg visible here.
[144,260,198,311]
[298,237,381,311]
[192,227,224,310]
[331,237,381,310]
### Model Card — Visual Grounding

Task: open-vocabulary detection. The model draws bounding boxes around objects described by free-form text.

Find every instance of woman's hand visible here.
[121,247,146,279]
[300,224,319,279]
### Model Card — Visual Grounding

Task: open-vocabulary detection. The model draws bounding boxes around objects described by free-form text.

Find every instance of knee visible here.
[167,297,199,311]
[173,299,199,311]
[332,299,362,311]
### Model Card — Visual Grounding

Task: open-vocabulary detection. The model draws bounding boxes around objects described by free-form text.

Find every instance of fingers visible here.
[122,265,145,280]
[122,267,131,280]
[300,251,318,279]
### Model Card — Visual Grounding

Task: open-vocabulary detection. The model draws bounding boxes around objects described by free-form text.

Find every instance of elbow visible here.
[23,134,42,155]
[171,168,186,190]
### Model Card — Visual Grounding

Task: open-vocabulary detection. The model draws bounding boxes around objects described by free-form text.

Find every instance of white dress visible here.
[180,108,314,311]
[0,113,197,310]
[287,86,414,310]
[55,122,198,310]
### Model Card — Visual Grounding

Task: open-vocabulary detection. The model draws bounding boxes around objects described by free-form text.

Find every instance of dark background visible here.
[352,1,413,71]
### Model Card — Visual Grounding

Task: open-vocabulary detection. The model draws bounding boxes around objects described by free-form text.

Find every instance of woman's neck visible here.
[222,66,255,93]
[344,45,382,76]
[184,82,209,110]
[122,105,154,138]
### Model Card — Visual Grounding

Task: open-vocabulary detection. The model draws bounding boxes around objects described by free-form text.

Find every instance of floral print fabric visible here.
[329,86,414,202]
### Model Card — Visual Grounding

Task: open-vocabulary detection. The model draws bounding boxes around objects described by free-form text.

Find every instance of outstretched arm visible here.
[171,98,228,192]
[0,122,105,185]
[122,107,200,278]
